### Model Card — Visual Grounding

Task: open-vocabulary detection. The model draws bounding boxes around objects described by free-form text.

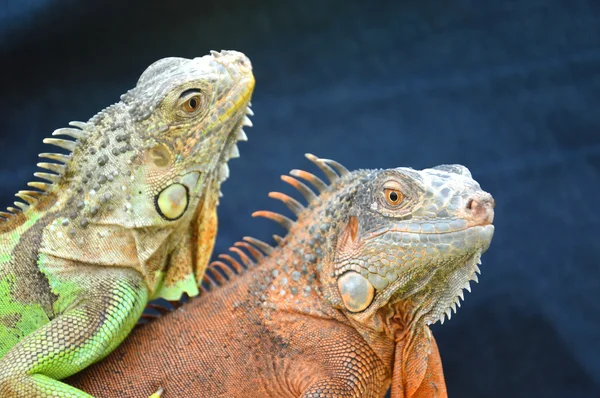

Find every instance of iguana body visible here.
[72,154,495,397]
[0,50,254,397]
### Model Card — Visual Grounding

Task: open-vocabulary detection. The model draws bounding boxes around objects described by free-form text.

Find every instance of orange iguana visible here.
[70,154,495,397]
[0,50,253,397]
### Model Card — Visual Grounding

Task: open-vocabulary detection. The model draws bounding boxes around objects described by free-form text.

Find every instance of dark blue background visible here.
[1,1,599,396]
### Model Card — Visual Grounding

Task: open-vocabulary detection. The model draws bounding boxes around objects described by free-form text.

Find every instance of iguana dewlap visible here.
[71,154,495,398]
[0,50,254,397]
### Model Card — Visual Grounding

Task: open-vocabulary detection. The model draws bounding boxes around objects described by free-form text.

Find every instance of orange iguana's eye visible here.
[183,95,202,113]
[384,188,403,206]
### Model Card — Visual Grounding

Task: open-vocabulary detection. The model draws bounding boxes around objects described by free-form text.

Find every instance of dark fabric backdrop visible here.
[0,0,598,397]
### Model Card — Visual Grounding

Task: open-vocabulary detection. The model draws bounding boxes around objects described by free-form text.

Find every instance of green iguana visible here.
[71,154,495,397]
[0,50,254,397]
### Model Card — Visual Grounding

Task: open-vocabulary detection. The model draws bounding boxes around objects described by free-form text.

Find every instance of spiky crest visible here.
[0,122,88,222]
[139,153,349,320]
[203,153,349,288]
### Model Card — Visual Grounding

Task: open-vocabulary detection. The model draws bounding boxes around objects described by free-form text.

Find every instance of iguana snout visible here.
[464,190,495,227]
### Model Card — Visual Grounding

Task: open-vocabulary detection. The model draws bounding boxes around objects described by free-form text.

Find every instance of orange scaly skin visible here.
[71,154,495,398]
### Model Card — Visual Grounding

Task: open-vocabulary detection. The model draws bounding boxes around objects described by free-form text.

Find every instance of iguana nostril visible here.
[466,198,474,210]
[465,193,495,225]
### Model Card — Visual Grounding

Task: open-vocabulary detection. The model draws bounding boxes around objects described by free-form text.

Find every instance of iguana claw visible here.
[149,386,164,397]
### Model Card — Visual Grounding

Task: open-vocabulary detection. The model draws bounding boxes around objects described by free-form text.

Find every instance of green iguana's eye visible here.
[183,95,201,113]
[177,88,204,116]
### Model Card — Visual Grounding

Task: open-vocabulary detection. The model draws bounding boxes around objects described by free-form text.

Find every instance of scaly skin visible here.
[0,50,254,397]
[71,154,495,398]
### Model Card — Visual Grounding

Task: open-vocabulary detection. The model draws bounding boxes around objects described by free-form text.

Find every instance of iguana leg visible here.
[391,326,447,398]
[0,267,147,397]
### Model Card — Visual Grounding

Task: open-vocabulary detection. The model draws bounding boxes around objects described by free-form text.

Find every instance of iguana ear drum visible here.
[337,271,375,313]
[156,183,189,220]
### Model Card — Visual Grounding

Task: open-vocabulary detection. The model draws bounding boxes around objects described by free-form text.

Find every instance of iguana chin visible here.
[0,50,254,397]
[71,154,495,398]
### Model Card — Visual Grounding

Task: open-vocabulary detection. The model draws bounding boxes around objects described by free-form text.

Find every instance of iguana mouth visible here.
[366,220,494,240]
[345,223,495,324]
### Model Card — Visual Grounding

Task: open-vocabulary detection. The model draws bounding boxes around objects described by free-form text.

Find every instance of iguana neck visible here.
[0,103,130,226]
[255,174,365,320]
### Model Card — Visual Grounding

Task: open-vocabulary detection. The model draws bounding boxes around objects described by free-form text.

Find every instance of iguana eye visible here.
[374,174,422,217]
[178,89,204,115]
[183,95,201,113]
[384,188,403,206]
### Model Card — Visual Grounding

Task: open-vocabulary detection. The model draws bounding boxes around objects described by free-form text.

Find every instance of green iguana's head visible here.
[2,50,254,295]
[316,163,495,328]
[120,50,255,225]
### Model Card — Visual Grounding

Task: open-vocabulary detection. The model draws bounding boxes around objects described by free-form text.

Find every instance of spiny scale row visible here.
[438,255,483,325]
[216,106,253,186]
[1,104,254,220]
[0,122,86,221]
[201,154,350,292]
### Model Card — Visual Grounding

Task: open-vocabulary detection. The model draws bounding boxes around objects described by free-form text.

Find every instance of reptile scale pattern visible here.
[0,50,255,397]
[71,156,495,398]
[0,269,146,397]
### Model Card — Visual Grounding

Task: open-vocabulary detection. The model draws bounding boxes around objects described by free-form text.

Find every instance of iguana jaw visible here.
[336,224,494,327]
[380,224,494,327]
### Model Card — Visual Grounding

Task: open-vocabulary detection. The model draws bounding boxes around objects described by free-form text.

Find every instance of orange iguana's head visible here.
[252,156,493,331]
[318,164,495,328]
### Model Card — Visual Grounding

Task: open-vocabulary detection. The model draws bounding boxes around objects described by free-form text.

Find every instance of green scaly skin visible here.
[0,50,254,397]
